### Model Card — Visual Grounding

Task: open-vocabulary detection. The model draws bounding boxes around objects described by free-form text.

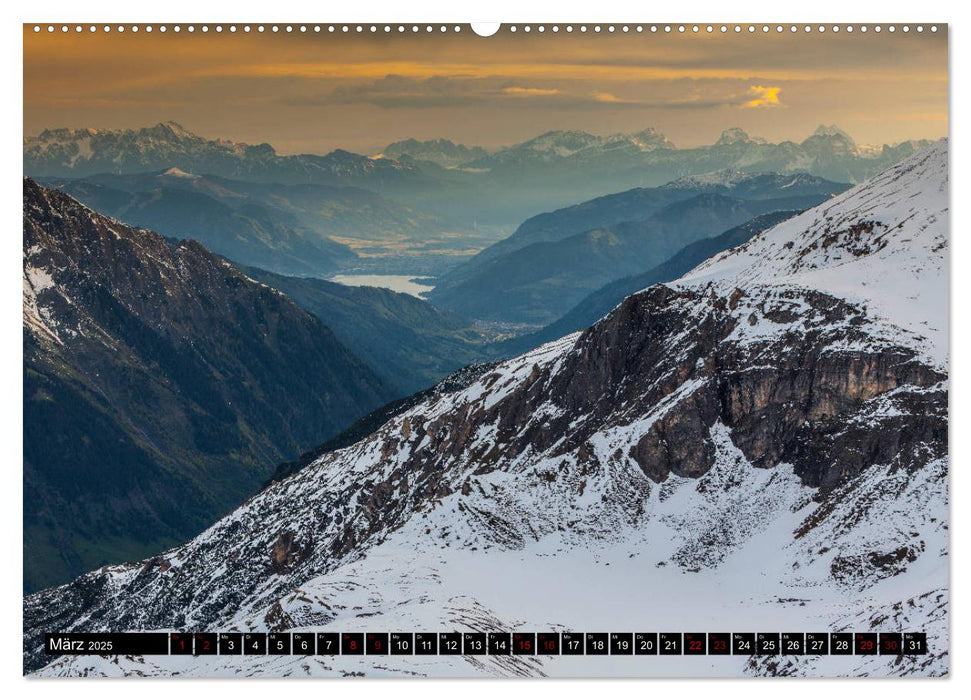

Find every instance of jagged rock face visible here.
[594,290,945,488]
[368,284,944,492]
[22,179,392,592]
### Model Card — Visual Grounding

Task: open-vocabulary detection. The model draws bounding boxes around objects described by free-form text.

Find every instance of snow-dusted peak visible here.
[157,121,194,138]
[801,125,859,155]
[607,127,675,152]
[517,130,601,155]
[812,124,855,140]
[159,166,198,179]
[715,127,765,146]
[678,139,948,365]
[664,169,750,188]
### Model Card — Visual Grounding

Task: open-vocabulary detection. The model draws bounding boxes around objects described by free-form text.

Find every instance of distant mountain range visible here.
[26,122,932,230]
[23,179,394,592]
[383,138,489,168]
[381,124,929,190]
[428,172,850,324]
[23,122,432,193]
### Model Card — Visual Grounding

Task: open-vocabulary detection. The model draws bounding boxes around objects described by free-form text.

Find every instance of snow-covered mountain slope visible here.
[678,139,948,368]
[24,143,949,678]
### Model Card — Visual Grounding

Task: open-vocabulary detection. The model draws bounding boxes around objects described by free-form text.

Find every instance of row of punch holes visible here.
[31,24,939,35]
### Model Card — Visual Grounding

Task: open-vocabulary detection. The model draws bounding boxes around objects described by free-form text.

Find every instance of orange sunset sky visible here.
[24,25,948,155]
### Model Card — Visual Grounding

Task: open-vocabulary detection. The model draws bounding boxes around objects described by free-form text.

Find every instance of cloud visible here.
[286,75,639,109]
[742,85,783,108]
[502,87,561,97]
[309,75,487,108]
[295,75,539,108]
[285,74,762,112]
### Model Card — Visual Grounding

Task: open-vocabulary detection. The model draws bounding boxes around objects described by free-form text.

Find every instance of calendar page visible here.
[22,21,948,678]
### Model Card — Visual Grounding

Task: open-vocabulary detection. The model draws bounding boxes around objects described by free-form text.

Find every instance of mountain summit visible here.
[715,127,764,146]
[382,138,489,168]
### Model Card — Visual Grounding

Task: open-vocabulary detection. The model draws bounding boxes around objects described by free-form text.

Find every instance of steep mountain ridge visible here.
[23,179,392,592]
[24,143,948,678]
[678,139,949,368]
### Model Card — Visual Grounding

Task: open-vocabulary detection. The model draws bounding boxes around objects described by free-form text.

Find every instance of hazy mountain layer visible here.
[24,122,429,193]
[429,186,842,324]
[26,123,929,231]
[42,174,356,276]
[499,209,801,355]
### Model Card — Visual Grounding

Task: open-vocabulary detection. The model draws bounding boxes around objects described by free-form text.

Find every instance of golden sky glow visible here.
[23,26,948,155]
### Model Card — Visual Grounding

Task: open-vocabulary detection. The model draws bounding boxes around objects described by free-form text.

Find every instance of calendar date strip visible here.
[45,631,927,657]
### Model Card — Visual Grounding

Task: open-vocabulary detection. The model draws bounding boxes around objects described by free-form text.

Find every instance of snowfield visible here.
[678,141,949,368]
